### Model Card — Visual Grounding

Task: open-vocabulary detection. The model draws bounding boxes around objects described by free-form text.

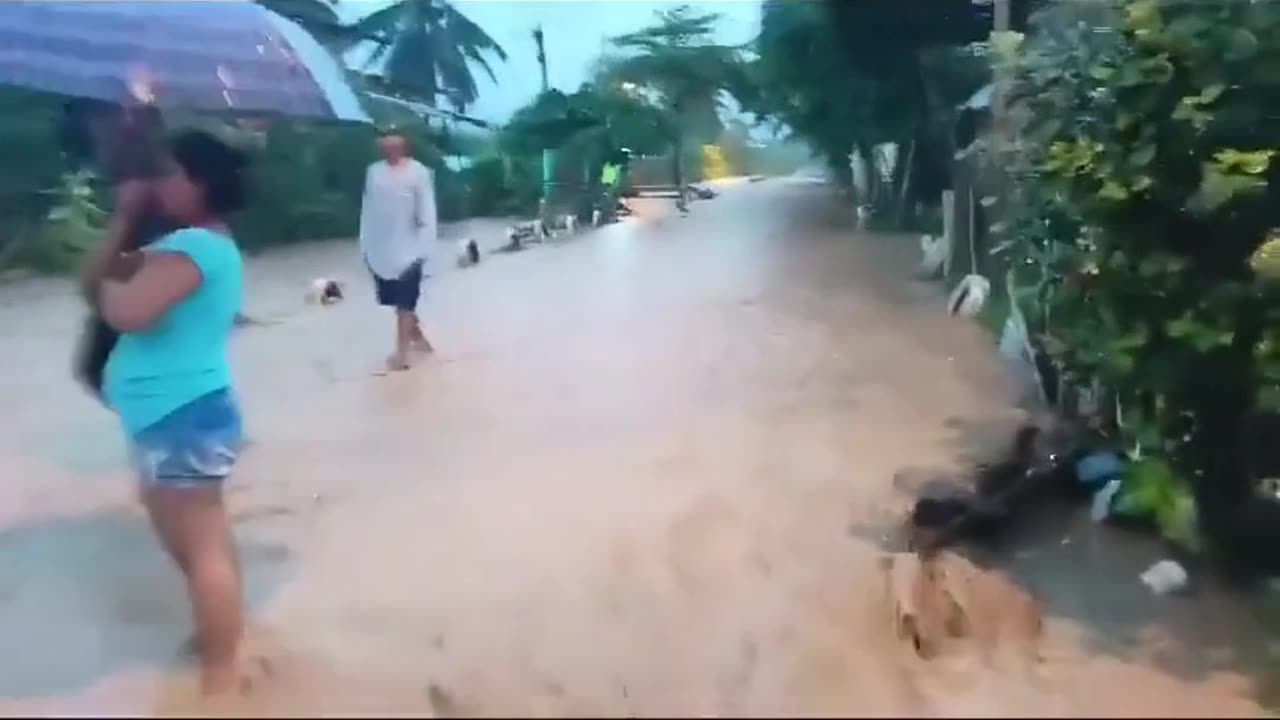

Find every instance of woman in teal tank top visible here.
[79,130,248,696]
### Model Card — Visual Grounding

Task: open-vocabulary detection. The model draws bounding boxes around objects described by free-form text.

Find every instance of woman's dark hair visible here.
[170,130,249,215]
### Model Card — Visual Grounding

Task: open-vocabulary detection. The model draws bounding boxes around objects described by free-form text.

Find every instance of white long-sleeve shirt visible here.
[358,158,436,280]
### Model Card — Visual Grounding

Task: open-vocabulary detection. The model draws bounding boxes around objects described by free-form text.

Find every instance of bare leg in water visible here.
[387,308,417,371]
[410,312,433,354]
[144,486,244,695]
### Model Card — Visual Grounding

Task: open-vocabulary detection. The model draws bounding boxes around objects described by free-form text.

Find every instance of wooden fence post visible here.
[941,189,956,279]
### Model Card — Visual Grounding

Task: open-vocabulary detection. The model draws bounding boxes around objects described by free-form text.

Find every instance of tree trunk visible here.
[672,135,685,189]
[896,135,917,226]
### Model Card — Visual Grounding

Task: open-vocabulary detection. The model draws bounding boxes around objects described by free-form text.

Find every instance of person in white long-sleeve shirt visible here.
[358,129,436,370]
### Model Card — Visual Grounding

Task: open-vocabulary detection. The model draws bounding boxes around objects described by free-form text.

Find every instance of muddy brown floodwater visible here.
[0,179,1273,716]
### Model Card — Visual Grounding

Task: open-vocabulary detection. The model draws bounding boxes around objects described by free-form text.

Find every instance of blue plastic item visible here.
[1076,451,1124,488]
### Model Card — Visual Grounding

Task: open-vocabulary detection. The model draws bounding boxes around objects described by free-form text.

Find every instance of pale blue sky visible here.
[339,0,762,122]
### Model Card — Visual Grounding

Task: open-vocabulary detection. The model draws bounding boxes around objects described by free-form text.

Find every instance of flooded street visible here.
[0,180,1270,716]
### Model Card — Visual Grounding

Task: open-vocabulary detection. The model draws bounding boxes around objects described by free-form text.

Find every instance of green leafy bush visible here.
[997,0,1280,555]
[12,170,105,273]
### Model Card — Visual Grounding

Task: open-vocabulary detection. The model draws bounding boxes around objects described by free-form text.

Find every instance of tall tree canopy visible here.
[597,5,750,184]
[349,0,508,109]
[754,0,1036,214]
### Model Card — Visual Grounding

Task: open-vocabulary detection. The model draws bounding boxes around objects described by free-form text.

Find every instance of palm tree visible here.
[348,0,508,110]
[600,5,748,187]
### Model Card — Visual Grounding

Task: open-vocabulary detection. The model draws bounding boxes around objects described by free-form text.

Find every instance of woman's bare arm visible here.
[98,251,202,333]
[77,181,150,301]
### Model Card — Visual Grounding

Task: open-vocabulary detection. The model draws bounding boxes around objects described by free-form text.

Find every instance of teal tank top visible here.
[104,227,243,435]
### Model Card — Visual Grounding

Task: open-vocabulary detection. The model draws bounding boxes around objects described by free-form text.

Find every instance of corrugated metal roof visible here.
[362,91,491,129]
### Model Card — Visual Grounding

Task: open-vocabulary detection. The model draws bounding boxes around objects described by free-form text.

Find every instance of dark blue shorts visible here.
[128,388,243,490]
[373,260,423,311]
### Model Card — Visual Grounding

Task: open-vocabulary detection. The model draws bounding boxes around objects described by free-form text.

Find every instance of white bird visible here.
[591,209,602,227]
[916,234,948,279]
[562,213,577,234]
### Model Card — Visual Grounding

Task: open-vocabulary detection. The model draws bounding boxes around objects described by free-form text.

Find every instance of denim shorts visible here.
[128,388,243,489]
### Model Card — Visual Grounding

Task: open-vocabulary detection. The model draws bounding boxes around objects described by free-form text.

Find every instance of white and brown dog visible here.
[306,277,345,305]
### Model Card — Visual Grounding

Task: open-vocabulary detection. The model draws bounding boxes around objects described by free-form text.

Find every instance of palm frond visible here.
[437,39,480,109]
[444,5,509,61]
[348,2,410,50]
[385,25,438,100]
[357,0,506,108]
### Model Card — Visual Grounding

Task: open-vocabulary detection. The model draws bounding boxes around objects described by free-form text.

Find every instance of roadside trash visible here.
[1140,559,1189,595]
[947,274,990,317]
[1076,451,1123,489]
[997,305,1041,404]
[689,184,717,200]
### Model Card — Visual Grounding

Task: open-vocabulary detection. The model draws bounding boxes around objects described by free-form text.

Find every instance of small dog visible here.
[456,237,481,268]
[306,277,344,305]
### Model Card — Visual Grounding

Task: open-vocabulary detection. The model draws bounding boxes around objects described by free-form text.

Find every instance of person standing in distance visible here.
[359,127,437,371]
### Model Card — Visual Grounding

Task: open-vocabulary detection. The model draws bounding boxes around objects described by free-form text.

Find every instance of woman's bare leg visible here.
[144,485,244,695]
